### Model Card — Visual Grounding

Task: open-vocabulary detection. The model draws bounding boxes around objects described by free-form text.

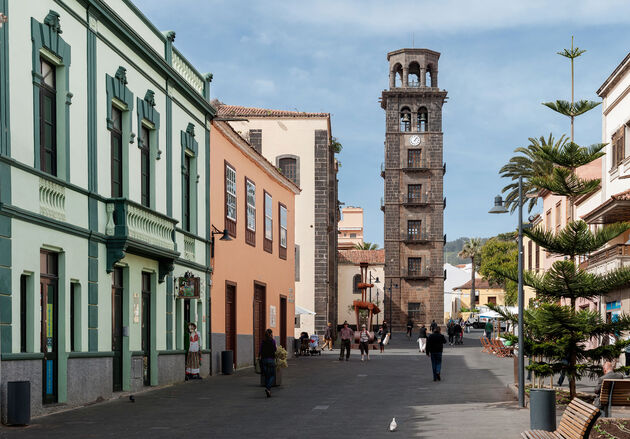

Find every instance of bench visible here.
[480,337,492,353]
[521,398,600,439]
[492,339,514,357]
[599,379,630,417]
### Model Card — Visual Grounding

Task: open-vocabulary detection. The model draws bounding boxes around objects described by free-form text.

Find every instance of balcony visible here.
[401,267,433,280]
[380,197,385,212]
[581,244,630,272]
[403,193,433,207]
[402,158,431,172]
[105,199,179,281]
[402,231,437,243]
[380,162,385,178]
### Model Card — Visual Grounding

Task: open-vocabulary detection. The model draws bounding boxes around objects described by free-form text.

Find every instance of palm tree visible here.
[458,238,482,310]
[354,242,380,250]
[499,134,565,213]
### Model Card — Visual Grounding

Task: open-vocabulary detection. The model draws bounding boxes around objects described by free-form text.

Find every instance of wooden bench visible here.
[599,379,630,417]
[521,398,600,439]
[493,339,514,357]
[480,336,493,353]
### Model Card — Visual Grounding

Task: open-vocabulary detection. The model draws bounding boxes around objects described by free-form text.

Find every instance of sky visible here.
[133,0,630,246]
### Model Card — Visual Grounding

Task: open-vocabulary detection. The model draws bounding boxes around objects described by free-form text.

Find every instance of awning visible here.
[295,305,316,315]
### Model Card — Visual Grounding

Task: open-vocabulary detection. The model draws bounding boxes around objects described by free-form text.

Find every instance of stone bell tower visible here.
[380,48,447,330]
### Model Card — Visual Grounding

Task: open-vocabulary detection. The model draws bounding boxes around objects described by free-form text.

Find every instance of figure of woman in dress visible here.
[186,323,201,380]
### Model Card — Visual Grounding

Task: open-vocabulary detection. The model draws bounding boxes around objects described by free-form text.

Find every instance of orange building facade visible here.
[209,121,299,372]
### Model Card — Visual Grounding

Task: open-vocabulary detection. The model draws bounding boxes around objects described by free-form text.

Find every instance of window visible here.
[527,240,533,271]
[40,58,57,176]
[225,163,236,237]
[110,106,123,197]
[20,274,27,353]
[408,149,422,168]
[182,154,191,231]
[140,126,151,207]
[417,107,428,132]
[264,191,273,253]
[278,157,298,185]
[352,274,361,294]
[408,302,422,321]
[400,107,411,132]
[487,297,497,305]
[546,210,551,230]
[612,125,625,169]
[408,257,422,275]
[249,129,262,153]
[279,203,287,260]
[535,244,540,271]
[408,220,422,240]
[70,283,76,352]
[295,245,300,281]
[245,178,256,246]
[408,184,423,203]
[555,202,561,233]
[350,233,356,238]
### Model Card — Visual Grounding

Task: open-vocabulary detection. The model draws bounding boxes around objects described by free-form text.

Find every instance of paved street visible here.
[0,331,530,439]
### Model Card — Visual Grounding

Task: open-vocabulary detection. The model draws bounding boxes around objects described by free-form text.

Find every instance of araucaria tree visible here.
[496,38,630,399]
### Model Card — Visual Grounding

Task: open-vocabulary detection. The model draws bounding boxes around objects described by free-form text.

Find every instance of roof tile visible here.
[338,249,384,265]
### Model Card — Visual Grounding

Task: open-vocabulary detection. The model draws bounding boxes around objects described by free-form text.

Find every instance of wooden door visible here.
[111,267,123,391]
[280,297,287,349]
[253,284,266,357]
[225,283,236,365]
[40,251,58,404]
[141,273,151,386]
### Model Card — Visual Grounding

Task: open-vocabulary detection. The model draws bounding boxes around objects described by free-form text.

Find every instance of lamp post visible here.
[368,271,380,303]
[210,225,232,258]
[489,175,525,408]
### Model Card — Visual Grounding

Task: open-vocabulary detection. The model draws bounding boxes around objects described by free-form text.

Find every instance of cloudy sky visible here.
[133,0,630,245]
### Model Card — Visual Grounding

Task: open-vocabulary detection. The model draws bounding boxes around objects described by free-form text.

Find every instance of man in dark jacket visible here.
[339,321,354,361]
[426,326,447,381]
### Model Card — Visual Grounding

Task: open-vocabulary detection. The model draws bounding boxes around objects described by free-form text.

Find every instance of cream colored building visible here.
[337,250,385,328]
[338,207,364,249]
[216,104,338,337]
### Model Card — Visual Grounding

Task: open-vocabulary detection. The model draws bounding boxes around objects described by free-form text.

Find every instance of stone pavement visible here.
[0,330,532,438]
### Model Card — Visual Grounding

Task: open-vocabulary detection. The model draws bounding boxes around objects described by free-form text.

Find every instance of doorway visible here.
[280,296,287,349]
[40,250,58,404]
[112,267,123,391]
[253,283,266,357]
[225,282,236,366]
[141,273,151,386]
[184,299,191,351]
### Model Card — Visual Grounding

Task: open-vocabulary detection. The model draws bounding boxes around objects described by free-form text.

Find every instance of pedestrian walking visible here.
[185,323,202,380]
[379,321,389,353]
[426,326,447,381]
[484,320,493,339]
[323,322,335,351]
[430,320,438,332]
[359,324,370,361]
[339,321,354,361]
[406,319,414,339]
[447,322,455,345]
[259,328,277,397]
[417,324,427,353]
[465,319,471,333]
[453,321,462,345]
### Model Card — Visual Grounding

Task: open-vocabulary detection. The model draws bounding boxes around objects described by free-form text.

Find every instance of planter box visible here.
[260,367,284,387]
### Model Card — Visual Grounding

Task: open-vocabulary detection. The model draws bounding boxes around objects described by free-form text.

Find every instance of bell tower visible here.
[380,48,447,330]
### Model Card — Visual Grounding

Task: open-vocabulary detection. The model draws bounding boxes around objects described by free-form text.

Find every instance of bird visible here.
[389,418,397,432]
[129,395,135,403]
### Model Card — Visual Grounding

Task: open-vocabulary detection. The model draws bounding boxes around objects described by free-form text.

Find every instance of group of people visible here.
[338,320,390,361]
[446,318,465,345]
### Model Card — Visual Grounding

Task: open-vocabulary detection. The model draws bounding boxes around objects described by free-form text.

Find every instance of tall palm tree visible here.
[499,134,565,213]
[458,238,482,310]
[354,242,380,250]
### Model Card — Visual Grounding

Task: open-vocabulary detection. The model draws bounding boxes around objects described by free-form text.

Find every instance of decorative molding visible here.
[144,89,155,107]
[106,67,134,130]
[44,10,62,34]
[39,177,66,221]
[0,0,10,156]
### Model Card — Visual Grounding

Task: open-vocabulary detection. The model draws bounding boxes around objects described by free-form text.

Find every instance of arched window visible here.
[278,157,298,185]
[408,62,420,87]
[400,107,411,132]
[426,65,433,87]
[417,107,428,132]
[352,274,361,294]
[392,63,403,88]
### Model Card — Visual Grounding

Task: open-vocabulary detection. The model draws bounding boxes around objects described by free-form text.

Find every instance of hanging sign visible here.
[269,305,277,328]
[177,271,200,299]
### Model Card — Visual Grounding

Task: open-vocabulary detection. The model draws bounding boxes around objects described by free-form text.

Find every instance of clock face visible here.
[409,135,421,146]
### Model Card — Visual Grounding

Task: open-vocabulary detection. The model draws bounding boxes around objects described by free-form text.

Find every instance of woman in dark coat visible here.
[259,329,277,397]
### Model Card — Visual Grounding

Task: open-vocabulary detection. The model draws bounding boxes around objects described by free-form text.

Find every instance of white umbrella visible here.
[478,310,502,319]
[295,305,316,315]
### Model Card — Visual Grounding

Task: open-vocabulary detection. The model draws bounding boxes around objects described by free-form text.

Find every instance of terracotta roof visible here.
[613,188,630,201]
[214,101,329,119]
[454,278,500,290]
[338,249,384,265]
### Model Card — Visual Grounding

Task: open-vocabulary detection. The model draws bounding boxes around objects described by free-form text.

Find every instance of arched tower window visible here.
[400,107,411,132]
[392,63,403,88]
[426,65,433,88]
[408,62,420,87]
[352,274,361,294]
[417,107,428,132]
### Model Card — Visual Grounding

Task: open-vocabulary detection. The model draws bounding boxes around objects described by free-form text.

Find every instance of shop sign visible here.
[177,271,200,299]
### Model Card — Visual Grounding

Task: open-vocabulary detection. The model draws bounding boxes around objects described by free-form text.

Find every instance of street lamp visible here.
[489,175,525,408]
[210,225,232,258]
[368,271,380,303]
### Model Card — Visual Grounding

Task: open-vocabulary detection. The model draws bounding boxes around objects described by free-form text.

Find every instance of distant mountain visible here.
[444,237,490,265]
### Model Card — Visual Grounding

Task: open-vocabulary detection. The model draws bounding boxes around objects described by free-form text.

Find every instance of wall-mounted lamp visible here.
[211,225,232,258]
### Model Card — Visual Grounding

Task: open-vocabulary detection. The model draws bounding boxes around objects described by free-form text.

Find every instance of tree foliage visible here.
[479,235,518,306]
[354,242,379,250]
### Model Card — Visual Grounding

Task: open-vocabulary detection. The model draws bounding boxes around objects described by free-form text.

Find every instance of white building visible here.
[443,263,473,318]
[338,206,364,249]
[0,0,215,418]
[215,103,339,337]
